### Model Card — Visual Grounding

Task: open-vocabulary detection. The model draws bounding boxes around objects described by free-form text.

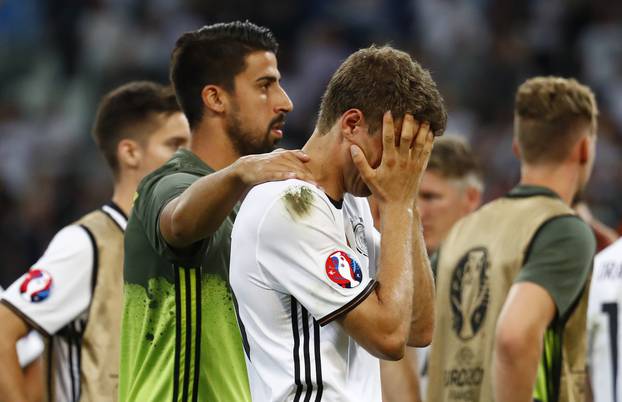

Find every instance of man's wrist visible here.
[229,157,252,189]
[379,204,415,231]
[379,202,415,218]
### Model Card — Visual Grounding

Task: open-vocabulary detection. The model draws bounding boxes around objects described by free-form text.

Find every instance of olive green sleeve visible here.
[515,215,596,319]
[139,172,206,262]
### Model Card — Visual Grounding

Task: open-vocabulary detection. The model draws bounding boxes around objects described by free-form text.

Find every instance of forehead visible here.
[236,51,280,81]
[148,112,190,140]
[421,170,458,190]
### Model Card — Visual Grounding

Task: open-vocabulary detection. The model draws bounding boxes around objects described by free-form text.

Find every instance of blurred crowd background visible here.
[1,0,621,286]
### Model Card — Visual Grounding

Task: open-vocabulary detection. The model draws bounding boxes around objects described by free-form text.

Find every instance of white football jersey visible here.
[588,238,622,402]
[231,180,382,402]
[0,203,127,402]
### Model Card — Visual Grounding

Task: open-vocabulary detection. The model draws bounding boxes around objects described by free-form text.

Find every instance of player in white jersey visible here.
[588,238,622,402]
[231,45,447,402]
[232,183,381,401]
[0,82,189,402]
[1,208,127,401]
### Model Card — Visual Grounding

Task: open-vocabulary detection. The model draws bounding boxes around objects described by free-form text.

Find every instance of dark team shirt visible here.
[119,149,250,402]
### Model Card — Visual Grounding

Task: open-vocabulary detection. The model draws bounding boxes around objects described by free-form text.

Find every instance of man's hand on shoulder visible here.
[160,149,315,250]
[233,149,315,187]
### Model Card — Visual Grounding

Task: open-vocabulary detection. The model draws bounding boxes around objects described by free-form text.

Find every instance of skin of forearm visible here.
[164,163,246,247]
[493,330,542,402]
[380,350,422,402]
[407,211,435,346]
[374,203,415,344]
[23,358,43,402]
[0,336,29,402]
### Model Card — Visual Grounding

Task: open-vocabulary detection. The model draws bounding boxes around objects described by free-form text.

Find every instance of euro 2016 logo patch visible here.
[325,250,363,289]
[20,269,53,302]
[450,248,490,341]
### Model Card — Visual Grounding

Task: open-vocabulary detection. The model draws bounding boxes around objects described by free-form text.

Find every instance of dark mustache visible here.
[269,113,286,129]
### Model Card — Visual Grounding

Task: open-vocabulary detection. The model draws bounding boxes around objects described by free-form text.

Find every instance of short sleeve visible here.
[0,225,94,335]
[515,215,596,319]
[257,192,376,326]
[137,172,203,262]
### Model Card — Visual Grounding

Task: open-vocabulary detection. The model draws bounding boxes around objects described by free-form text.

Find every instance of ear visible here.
[340,109,365,142]
[511,137,521,159]
[201,85,227,114]
[577,135,590,165]
[117,139,142,170]
[464,186,482,213]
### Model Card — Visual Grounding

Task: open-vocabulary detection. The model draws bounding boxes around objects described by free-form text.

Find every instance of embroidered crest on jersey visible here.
[20,269,53,302]
[325,250,363,288]
[349,217,368,257]
[450,247,490,340]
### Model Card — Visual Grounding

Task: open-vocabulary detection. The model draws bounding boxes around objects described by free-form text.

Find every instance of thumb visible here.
[350,145,374,180]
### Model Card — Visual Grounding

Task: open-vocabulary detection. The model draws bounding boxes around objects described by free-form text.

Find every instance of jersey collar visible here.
[325,194,343,209]
[505,185,562,200]
[102,201,128,232]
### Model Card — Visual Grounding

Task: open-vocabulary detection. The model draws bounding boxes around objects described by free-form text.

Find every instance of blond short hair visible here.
[317,45,447,136]
[514,76,598,164]
[427,136,483,192]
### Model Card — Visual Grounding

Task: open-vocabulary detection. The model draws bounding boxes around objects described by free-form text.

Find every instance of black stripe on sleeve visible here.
[182,267,192,402]
[318,280,377,326]
[0,299,50,337]
[291,297,303,402]
[191,267,201,402]
[172,266,182,402]
[301,306,313,402]
[313,319,323,402]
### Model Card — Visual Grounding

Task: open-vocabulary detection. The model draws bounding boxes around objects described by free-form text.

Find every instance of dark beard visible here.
[226,112,285,156]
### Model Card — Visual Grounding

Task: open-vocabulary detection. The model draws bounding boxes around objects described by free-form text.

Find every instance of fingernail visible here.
[350,145,359,155]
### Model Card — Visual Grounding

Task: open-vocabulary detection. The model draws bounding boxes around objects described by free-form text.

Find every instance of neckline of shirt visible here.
[506,184,562,200]
[102,201,128,231]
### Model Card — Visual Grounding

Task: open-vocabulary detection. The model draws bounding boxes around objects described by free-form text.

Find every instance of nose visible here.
[418,200,431,220]
[275,84,293,114]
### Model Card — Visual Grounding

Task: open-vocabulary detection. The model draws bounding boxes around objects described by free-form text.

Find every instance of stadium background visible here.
[0,0,621,286]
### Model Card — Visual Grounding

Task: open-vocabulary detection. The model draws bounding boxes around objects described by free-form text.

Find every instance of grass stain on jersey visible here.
[283,186,314,218]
